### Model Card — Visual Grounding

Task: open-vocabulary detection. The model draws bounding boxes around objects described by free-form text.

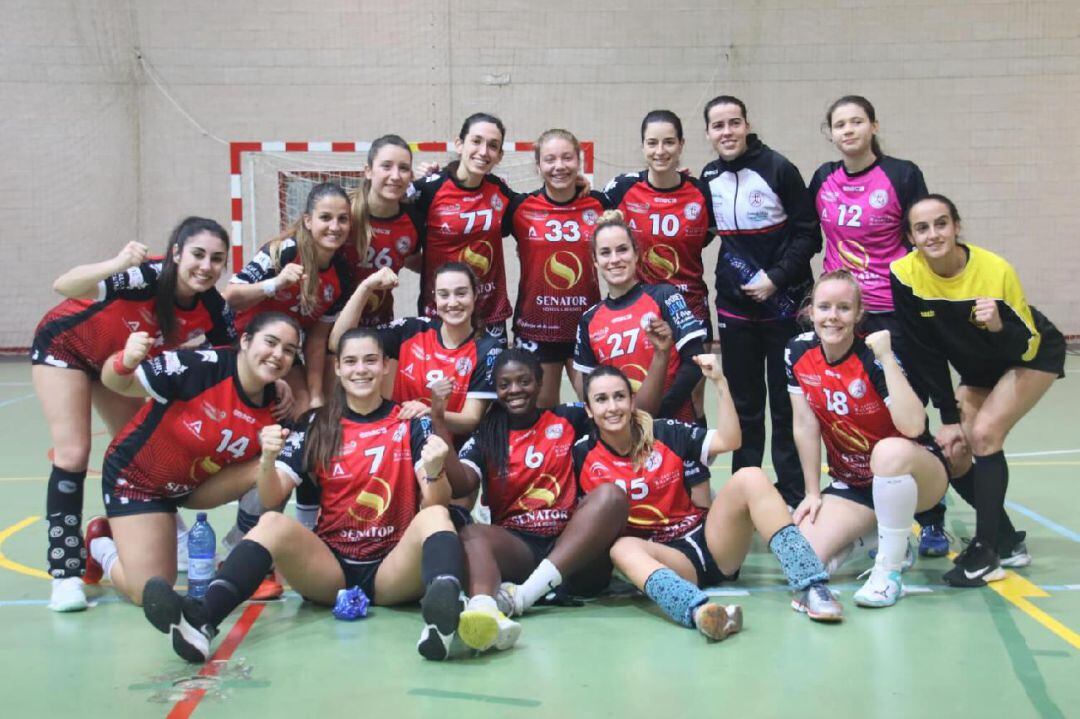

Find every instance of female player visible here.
[578,359,841,639]
[140,328,469,662]
[78,312,301,605]
[701,95,820,507]
[807,96,946,556]
[788,270,947,607]
[449,341,676,652]
[891,195,1066,586]
[31,216,237,612]
[411,113,514,340]
[572,211,706,422]
[342,134,423,328]
[225,181,353,413]
[332,263,500,437]
[504,129,604,406]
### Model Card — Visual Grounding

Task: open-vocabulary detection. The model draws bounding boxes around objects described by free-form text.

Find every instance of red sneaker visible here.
[251,571,284,601]
[83,516,112,585]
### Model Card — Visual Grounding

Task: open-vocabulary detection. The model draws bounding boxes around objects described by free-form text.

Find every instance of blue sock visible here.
[643,568,707,628]
[768,524,828,590]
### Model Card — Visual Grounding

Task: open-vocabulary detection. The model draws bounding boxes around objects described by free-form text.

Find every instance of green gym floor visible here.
[1,357,1078,719]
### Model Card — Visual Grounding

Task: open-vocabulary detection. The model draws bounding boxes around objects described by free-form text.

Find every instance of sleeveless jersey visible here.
[379,316,501,412]
[785,332,934,488]
[810,157,927,312]
[276,402,434,562]
[602,171,712,323]
[411,163,513,323]
[573,420,714,543]
[103,348,276,503]
[459,404,591,536]
[340,204,423,327]
[504,189,603,343]
[231,238,351,333]
[32,260,236,376]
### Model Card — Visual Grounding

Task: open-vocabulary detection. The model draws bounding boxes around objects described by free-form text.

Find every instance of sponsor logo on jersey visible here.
[837,239,871,272]
[582,209,598,226]
[392,236,411,254]
[527,227,538,239]
[331,462,348,478]
[125,320,141,332]
[255,253,272,271]
[621,364,648,391]
[183,418,203,438]
[842,185,865,193]
[436,203,462,215]
[869,189,889,209]
[341,439,357,456]
[523,211,549,222]
[514,473,562,512]
[589,461,611,480]
[348,476,392,522]
[684,202,702,220]
[920,310,935,318]
[460,241,494,277]
[825,369,842,379]
[653,196,678,205]
[544,251,584,290]
[847,379,867,399]
[358,427,388,439]
[831,418,871,453]
[627,503,670,527]
[644,450,663,472]
[626,201,649,214]
[455,357,474,377]
[233,408,256,424]
[545,423,564,440]
[800,373,822,387]
[188,456,221,482]
[821,190,839,203]
[162,353,187,376]
[393,422,407,442]
[401,362,416,379]
[748,190,765,208]
[195,350,218,363]
[323,285,334,302]
[201,400,227,422]
[486,324,504,337]
[643,244,680,280]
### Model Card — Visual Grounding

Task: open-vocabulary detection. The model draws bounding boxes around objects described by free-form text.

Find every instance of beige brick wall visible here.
[4,0,1078,347]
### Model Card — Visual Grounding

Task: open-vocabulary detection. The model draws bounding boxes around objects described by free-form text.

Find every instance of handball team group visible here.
[30,94,1065,661]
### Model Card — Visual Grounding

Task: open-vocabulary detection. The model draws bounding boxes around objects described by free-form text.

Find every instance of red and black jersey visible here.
[503,189,603,344]
[573,283,706,421]
[601,171,713,324]
[231,238,351,333]
[102,348,276,504]
[340,205,423,327]
[459,404,591,536]
[410,162,514,324]
[276,402,433,562]
[379,316,501,413]
[31,260,236,376]
[573,420,715,543]
[785,332,934,489]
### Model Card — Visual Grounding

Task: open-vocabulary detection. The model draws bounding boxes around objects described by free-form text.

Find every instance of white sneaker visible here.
[497,582,523,617]
[49,577,88,612]
[854,565,903,608]
[458,605,522,651]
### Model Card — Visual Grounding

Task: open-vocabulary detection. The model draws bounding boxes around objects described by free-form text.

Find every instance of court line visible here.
[988,571,1080,651]
[1005,501,1080,543]
[0,515,51,580]
[0,393,34,409]
[1006,449,1080,458]
[407,688,542,707]
[168,603,265,719]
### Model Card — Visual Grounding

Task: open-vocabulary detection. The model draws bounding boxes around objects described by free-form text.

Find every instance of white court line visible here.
[0,393,34,409]
[0,382,31,387]
[1006,449,1080,458]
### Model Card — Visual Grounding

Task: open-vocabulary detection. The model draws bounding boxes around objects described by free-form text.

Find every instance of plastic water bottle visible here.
[721,253,798,316]
[187,512,216,599]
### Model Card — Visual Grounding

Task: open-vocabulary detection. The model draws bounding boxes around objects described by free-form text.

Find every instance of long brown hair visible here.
[157,217,229,343]
[349,135,412,270]
[583,365,655,471]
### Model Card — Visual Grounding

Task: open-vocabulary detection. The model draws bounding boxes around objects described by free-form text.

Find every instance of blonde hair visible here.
[269,182,349,316]
[800,268,864,324]
[590,209,638,257]
[349,135,413,270]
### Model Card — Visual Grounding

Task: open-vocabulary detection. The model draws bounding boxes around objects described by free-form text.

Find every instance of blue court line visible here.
[1006,500,1080,543]
[0,393,34,409]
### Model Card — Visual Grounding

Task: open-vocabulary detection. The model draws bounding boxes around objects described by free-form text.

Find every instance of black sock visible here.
[950,465,1019,548]
[420,531,464,587]
[46,466,86,579]
[974,451,1008,546]
[202,539,273,627]
[915,501,946,527]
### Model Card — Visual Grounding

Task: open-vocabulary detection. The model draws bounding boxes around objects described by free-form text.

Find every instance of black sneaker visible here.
[142,577,218,663]
[943,539,1006,587]
[416,576,465,661]
[998,531,1031,568]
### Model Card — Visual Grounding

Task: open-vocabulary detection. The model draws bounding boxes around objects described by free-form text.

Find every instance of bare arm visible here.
[305,321,331,408]
[224,262,305,313]
[100,331,154,398]
[53,242,148,299]
[865,331,926,438]
[693,354,742,459]
[689,481,712,510]
[790,391,824,523]
[254,424,296,508]
[328,267,399,353]
[442,398,489,437]
[429,378,480,499]
[416,435,453,508]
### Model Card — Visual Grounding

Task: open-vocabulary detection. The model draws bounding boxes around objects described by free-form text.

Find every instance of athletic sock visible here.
[872,474,918,571]
[973,451,1008,546]
[467,594,499,612]
[768,524,829,590]
[89,536,119,583]
[515,559,563,612]
[46,466,86,579]
[421,531,465,587]
[952,465,1018,547]
[295,505,318,531]
[235,487,266,535]
[643,568,708,628]
[295,478,320,530]
[202,539,273,627]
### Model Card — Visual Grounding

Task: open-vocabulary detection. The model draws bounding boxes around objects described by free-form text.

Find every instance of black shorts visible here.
[957,320,1067,389]
[448,503,474,529]
[483,322,509,349]
[506,528,558,566]
[821,481,875,509]
[101,473,184,517]
[513,337,575,364]
[666,522,738,587]
[334,552,382,602]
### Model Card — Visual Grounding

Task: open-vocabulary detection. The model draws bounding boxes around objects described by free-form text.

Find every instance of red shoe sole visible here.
[82,516,112,585]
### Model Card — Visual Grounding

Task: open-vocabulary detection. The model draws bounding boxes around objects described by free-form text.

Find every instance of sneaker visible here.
[458,605,522,652]
[791,583,844,622]
[416,576,466,661]
[918,524,950,557]
[868,538,916,571]
[142,576,218,663]
[82,516,112,585]
[854,565,903,608]
[49,577,88,612]
[943,539,1006,587]
[251,571,284,601]
[693,603,743,641]
[998,531,1031,568]
[497,582,522,617]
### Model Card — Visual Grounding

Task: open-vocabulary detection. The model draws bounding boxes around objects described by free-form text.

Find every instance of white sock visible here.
[175,514,188,536]
[295,505,318,531]
[467,594,499,612]
[517,559,563,612]
[872,474,918,571]
[90,536,119,583]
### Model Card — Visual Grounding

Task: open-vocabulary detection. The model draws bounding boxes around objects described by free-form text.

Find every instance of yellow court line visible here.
[0,515,51,580]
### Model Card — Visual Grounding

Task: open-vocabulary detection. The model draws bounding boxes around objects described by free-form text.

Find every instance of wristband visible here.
[112,352,136,376]
[262,278,278,297]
